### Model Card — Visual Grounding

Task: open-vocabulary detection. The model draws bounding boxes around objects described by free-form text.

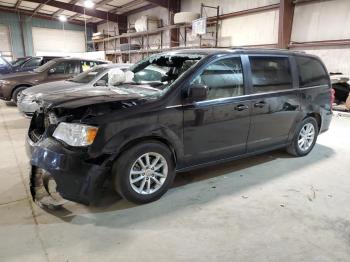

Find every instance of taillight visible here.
[330,88,335,111]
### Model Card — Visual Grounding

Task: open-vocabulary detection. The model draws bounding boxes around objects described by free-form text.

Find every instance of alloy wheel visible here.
[297,123,315,152]
[129,152,168,195]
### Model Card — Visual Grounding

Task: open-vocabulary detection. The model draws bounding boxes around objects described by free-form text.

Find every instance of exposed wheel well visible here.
[305,113,321,130]
[117,136,177,166]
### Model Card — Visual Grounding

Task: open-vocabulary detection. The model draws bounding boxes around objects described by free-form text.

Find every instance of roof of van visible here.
[161,47,312,57]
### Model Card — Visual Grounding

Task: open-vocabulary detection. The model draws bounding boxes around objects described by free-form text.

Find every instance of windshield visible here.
[34,60,56,72]
[11,57,29,67]
[122,54,204,94]
[68,66,107,83]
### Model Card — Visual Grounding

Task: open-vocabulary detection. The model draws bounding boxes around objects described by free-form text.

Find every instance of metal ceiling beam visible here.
[0,5,87,25]
[146,0,177,11]
[67,0,146,23]
[68,13,81,21]
[15,0,23,9]
[52,0,80,18]
[25,0,123,22]
[33,3,45,14]
[109,0,144,14]
[95,0,115,7]
[121,3,156,16]
[293,0,332,4]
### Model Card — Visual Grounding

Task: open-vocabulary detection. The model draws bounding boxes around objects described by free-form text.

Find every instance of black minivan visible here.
[26,48,332,207]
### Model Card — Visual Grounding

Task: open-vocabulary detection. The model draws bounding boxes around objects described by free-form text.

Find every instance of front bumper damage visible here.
[26,136,110,207]
[30,166,67,209]
[18,100,38,117]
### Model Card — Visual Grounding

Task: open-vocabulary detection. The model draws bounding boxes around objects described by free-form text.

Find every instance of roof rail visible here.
[228,46,307,53]
[229,46,288,51]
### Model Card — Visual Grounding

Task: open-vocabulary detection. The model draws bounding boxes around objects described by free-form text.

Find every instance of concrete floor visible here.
[0,101,349,262]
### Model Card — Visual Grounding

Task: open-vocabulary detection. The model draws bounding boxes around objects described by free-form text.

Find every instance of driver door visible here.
[183,56,251,166]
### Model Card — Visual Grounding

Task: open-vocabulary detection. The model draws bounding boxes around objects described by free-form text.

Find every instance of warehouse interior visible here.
[0,0,350,261]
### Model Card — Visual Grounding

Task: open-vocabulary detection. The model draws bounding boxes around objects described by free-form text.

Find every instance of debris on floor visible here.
[30,167,67,210]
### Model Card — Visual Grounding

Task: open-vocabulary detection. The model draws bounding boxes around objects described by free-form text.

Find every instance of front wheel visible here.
[12,86,27,104]
[287,117,319,156]
[112,141,176,204]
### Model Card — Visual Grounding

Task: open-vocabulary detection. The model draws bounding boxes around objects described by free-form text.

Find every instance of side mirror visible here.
[95,79,107,86]
[188,84,208,101]
[48,68,56,74]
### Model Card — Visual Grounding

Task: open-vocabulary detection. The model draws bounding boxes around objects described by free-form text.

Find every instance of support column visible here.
[277,0,294,49]
[169,0,180,48]
[19,15,27,56]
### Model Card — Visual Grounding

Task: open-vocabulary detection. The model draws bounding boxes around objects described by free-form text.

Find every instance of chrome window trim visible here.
[176,84,329,108]
[299,84,329,90]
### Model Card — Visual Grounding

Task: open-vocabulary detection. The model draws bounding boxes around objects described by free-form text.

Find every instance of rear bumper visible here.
[0,92,10,101]
[26,136,110,205]
[320,111,332,133]
[0,85,12,101]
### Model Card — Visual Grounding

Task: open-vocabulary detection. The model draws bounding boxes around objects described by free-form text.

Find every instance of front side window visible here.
[11,57,29,67]
[0,57,8,66]
[295,56,329,88]
[23,58,42,68]
[99,73,109,83]
[192,57,244,100]
[249,56,292,93]
[68,66,107,84]
[34,60,56,72]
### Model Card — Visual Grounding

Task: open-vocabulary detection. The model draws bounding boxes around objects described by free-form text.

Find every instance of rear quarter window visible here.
[295,56,329,88]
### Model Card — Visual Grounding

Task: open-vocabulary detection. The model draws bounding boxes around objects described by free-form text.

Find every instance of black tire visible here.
[12,86,27,104]
[287,117,319,157]
[112,141,175,204]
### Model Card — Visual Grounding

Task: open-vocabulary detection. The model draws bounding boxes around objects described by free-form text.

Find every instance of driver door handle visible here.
[235,104,249,111]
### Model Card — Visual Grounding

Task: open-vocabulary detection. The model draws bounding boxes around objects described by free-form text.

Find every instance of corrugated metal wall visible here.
[0,12,24,58]
[290,0,350,75]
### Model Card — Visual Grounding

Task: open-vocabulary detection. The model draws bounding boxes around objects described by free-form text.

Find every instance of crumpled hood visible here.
[23,80,84,96]
[39,84,159,109]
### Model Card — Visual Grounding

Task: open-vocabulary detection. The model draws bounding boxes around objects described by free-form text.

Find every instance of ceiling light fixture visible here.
[84,0,94,8]
[58,15,67,22]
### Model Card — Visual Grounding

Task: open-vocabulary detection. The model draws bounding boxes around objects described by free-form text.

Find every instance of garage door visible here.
[0,24,13,61]
[32,27,85,54]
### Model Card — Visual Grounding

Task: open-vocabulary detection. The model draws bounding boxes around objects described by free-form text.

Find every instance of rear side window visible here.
[295,56,329,88]
[81,61,98,72]
[42,58,53,64]
[192,57,244,100]
[51,61,79,74]
[249,56,292,93]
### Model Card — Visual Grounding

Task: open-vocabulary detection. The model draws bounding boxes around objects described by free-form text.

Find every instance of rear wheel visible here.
[287,117,319,156]
[112,141,175,204]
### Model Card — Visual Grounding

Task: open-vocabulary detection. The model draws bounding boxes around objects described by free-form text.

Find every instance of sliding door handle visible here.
[254,101,266,108]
